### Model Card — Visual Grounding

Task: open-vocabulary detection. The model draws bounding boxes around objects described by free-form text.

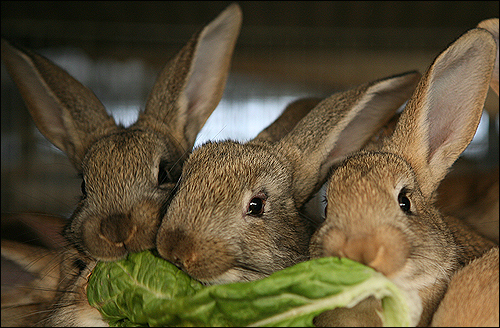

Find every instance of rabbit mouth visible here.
[198,263,271,285]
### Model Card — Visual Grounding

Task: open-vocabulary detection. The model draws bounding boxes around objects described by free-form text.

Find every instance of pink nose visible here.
[99,213,135,245]
[319,226,409,277]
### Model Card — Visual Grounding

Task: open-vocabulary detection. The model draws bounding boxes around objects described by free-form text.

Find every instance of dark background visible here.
[2,1,498,217]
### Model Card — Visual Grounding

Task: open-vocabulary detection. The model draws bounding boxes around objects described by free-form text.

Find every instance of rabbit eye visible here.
[158,161,173,185]
[73,258,87,272]
[80,178,87,196]
[247,196,266,216]
[322,197,328,217]
[398,191,411,213]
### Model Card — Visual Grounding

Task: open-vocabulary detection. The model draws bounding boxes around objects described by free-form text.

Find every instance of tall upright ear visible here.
[385,28,497,196]
[1,39,118,171]
[253,97,322,143]
[277,71,420,205]
[477,18,499,96]
[135,3,242,152]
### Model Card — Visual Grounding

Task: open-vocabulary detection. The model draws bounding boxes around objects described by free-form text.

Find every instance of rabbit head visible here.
[156,71,420,285]
[1,3,242,261]
[310,27,498,326]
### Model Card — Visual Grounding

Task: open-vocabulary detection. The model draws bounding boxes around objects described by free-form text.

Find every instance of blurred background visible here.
[2,1,499,219]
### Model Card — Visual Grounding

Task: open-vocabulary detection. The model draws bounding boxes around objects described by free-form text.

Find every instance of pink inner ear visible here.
[424,77,484,167]
[419,34,494,168]
[426,100,456,163]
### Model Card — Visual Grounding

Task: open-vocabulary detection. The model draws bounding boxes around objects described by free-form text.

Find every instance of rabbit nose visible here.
[321,226,409,277]
[99,213,137,246]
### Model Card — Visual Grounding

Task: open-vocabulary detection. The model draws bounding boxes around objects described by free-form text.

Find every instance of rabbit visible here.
[0,101,310,327]
[0,84,375,327]
[430,246,499,327]
[155,69,421,285]
[0,65,364,327]
[1,3,243,262]
[309,26,498,327]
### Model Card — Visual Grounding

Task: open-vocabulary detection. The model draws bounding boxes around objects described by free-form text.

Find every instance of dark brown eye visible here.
[73,258,87,272]
[322,197,328,217]
[247,197,265,216]
[158,161,172,185]
[398,191,411,213]
[81,178,87,196]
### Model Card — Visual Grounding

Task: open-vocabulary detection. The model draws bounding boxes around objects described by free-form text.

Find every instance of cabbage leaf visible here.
[87,250,411,327]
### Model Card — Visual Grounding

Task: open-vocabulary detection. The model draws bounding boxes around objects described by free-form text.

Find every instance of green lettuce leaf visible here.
[87,250,411,327]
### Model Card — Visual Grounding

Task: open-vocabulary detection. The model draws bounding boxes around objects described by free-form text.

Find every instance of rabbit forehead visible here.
[84,129,176,176]
[166,142,292,227]
[326,152,416,227]
[81,129,177,201]
[331,151,415,190]
[183,141,291,192]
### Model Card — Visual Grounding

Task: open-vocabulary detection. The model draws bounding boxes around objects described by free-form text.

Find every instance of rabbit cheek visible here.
[319,225,410,277]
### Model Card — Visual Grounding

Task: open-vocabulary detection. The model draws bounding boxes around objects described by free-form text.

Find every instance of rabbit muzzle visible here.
[157,227,236,284]
[99,213,136,246]
[312,224,410,277]
[80,197,163,260]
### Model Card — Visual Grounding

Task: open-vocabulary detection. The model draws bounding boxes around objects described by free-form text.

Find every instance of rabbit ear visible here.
[277,71,420,205]
[477,18,499,95]
[386,28,497,196]
[2,239,57,279]
[253,97,322,143]
[1,39,118,171]
[135,3,242,152]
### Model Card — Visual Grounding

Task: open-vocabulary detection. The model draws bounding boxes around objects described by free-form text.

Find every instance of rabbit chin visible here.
[198,266,269,286]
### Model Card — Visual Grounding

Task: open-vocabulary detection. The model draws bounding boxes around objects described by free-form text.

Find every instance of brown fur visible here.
[429,18,499,327]
[1,3,242,262]
[436,166,499,243]
[1,215,102,327]
[310,26,498,326]
[2,4,242,326]
[431,247,499,327]
[156,71,420,284]
[435,18,499,245]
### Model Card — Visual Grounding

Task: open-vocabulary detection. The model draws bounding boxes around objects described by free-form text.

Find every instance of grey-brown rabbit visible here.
[310,26,498,326]
[156,70,421,285]
[1,3,242,262]
[0,96,330,327]
[2,3,243,326]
